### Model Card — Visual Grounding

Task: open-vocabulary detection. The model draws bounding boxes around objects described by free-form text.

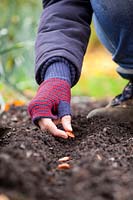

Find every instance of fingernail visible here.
[67,124,72,132]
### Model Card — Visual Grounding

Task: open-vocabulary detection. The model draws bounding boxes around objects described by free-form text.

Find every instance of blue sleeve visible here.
[35,0,93,85]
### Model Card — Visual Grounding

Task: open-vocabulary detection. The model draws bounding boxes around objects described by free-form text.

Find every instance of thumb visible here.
[61,115,72,132]
[58,100,71,118]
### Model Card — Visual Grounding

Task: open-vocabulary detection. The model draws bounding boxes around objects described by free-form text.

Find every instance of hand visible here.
[28,78,72,139]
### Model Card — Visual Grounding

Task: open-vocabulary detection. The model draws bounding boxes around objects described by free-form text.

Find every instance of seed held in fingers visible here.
[57,163,71,170]
[58,156,70,162]
[66,131,75,138]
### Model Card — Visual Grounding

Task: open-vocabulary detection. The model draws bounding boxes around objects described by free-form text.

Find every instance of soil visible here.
[0,97,133,200]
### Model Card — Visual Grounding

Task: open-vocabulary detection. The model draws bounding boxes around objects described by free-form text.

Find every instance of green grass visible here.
[72,76,127,99]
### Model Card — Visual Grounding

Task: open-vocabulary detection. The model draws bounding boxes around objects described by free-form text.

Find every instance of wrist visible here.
[44,61,71,85]
[40,57,76,86]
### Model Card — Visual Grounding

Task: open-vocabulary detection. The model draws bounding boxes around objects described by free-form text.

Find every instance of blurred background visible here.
[0,0,127,105]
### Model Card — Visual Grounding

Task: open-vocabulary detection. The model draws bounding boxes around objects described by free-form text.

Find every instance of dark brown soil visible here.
[0,97,133,200]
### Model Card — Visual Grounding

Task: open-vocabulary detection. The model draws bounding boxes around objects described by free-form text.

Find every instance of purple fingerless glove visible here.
[28,78,71,126]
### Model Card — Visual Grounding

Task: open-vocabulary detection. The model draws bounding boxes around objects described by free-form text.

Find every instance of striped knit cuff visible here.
[41,57,76,87]
[44,61,71,85]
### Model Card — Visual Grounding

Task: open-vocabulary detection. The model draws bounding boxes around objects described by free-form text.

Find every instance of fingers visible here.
[38,115,72,139]
[58,101,72,131]
[61,115,72,132]
[39,118,68,139]
[53,119,61,125]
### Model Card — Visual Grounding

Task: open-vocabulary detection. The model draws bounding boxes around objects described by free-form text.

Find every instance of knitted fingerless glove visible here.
[28,78,71,126]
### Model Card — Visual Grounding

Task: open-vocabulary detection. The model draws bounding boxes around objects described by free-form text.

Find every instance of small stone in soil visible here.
[58,156,70,162]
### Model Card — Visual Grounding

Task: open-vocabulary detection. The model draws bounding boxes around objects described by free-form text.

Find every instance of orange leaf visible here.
[4,104,10,112]
[13,100,25,106]
[4,100,25,112]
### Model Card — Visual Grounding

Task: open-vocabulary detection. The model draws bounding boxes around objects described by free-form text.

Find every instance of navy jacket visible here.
[35,0,93,85]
